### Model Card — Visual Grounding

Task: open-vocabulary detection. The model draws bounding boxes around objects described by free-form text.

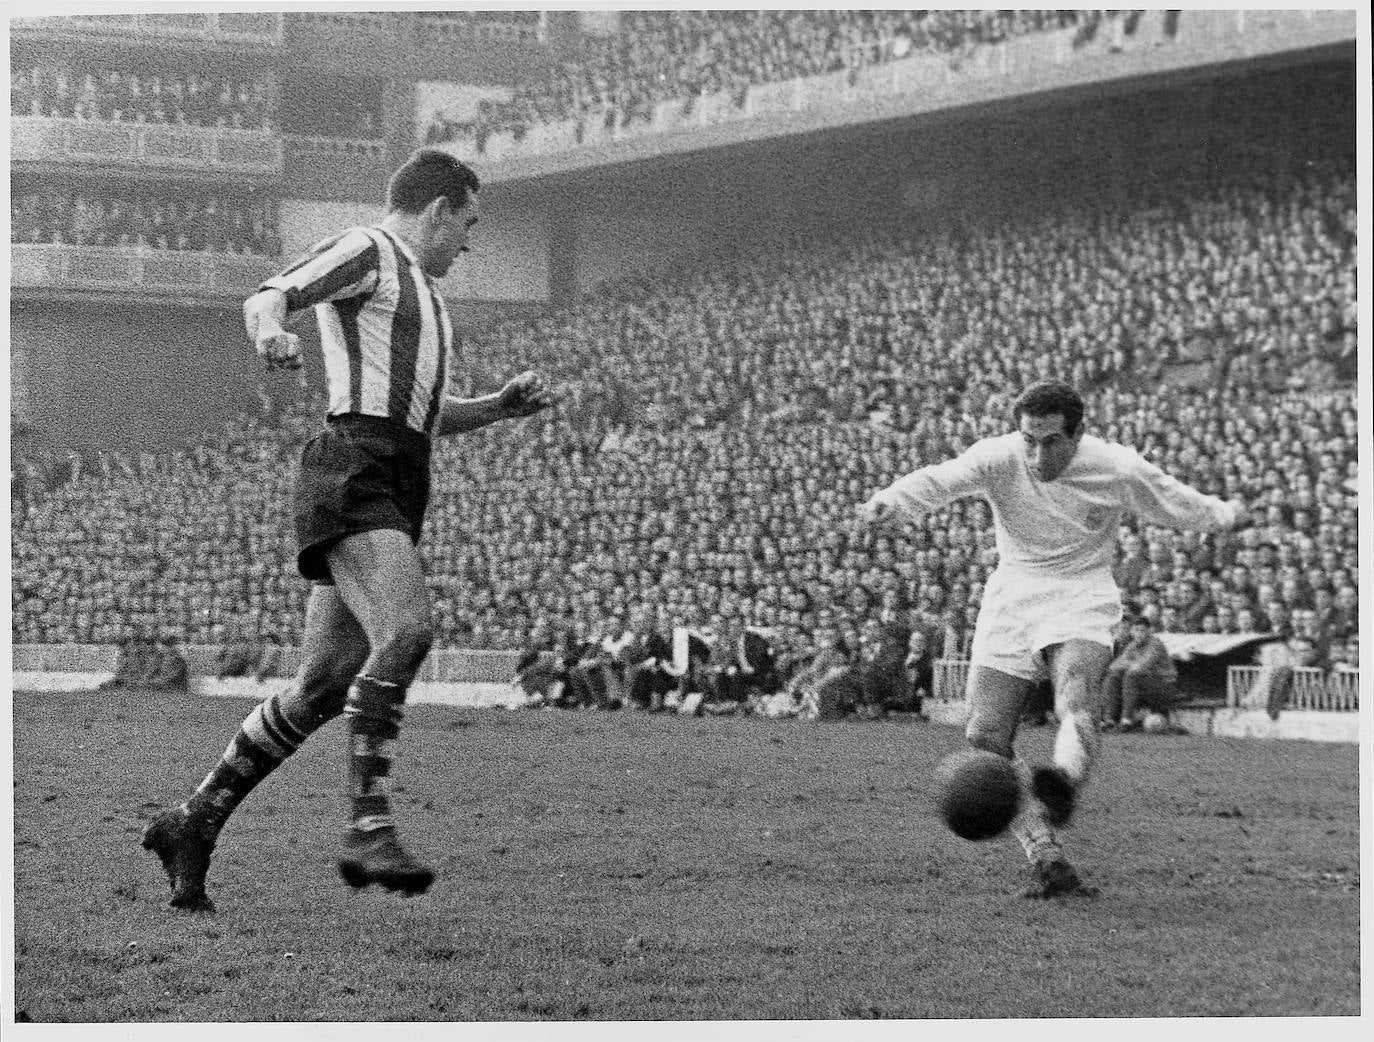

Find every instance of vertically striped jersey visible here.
[868,434,1240,578]
[261,226,454,436]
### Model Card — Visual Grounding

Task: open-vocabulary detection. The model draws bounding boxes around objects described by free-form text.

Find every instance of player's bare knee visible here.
[290,647,363,725]
[329,649,369,695]
[1058,670,1101,707]
[384,612,434,671]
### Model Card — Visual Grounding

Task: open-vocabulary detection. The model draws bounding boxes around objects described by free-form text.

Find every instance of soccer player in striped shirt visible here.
[856,382,1248,898]
[143,149,556,911]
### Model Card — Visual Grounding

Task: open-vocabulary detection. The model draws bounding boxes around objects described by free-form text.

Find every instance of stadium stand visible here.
[10,158,1357,705]
[422,10,1107,149]
[12,188,280,254]
[11,62,274,130]
[416,9,545,43]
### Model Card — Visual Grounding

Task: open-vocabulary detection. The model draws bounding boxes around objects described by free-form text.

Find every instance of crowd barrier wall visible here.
[11,118,283,175]
[10,644,524,684]
[11,648,1358,741]
[13,648,1360,712]
[12,11,284,44]
[11,244,279,299]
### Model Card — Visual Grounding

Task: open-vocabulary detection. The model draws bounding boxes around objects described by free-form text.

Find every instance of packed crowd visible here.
[460,161,1356,425]
[11,61,274,130]
[12,188,280,255]
[13,396,317,651]
[423,10,1120,150]
[10,163,1358,709]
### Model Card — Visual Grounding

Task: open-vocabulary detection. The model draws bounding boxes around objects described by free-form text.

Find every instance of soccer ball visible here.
[1142,712,1169,734]
[936,749,1021,841]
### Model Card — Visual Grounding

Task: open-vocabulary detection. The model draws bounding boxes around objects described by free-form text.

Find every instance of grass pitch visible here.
[11,686,1361,1021]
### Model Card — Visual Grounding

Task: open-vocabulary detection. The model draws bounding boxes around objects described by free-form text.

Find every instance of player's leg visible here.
[1117,666,1149,727]
[324,527,437,895]
[190,585,368,826]
[1100,664,1127,728]
[963,665,1032,759]
[1119,668,1177,729]
[1031,639,1113,826]
[143,585,368,911]
[1009,639,1111,899]
[964,665,1071,887]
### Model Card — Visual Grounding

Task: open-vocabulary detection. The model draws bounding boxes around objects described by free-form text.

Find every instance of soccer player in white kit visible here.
[855,382,1247,897]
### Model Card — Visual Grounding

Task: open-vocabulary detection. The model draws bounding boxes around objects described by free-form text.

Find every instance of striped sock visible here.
[183,692,310,832]
[342,675,406,833]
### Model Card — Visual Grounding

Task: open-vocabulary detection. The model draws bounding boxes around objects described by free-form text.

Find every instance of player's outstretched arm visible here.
[854,443,995,532]
[435,370,558,436]
[243,288,302,372]
[1124,450,1249,532]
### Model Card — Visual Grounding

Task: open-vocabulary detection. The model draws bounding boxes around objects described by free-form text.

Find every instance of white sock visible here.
[1052,709,1099,787]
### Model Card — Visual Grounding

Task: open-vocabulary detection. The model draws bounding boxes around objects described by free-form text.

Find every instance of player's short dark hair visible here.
[386,149,480,214]
[1013,381,1085,436]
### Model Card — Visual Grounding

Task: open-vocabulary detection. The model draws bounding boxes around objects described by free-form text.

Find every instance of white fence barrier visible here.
[931,659,1359,714]
[1227,665,1359,713]
[932,659,971,703]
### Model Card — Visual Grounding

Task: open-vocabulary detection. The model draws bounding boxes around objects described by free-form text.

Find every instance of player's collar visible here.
[373,225,429,280]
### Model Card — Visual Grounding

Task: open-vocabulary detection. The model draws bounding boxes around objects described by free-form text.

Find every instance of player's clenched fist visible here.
[498,370,558,418]
[257,330,303,371]
[854,497,894,528]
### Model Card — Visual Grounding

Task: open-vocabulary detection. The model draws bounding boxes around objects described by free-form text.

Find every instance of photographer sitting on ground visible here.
[512,622,567,707]
[98,630,156,691]
[794,624,859,720]
[1102,614,1179,732]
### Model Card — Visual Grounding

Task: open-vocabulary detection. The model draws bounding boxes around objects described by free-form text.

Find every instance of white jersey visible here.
[869,433,1239,579]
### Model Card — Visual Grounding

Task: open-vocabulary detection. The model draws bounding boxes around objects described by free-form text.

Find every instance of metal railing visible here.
[12,12,284,45]
[929,659,1360,713]
[11,244,280,299]
[416,12,544,44]
[11,117,283,174]
[1227,665,1360,713]
[932,659,971,703]
[284,134,389,160]
[292,11,396,30]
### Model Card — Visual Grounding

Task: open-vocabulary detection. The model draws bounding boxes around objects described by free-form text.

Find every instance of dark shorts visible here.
[293,413,432,584]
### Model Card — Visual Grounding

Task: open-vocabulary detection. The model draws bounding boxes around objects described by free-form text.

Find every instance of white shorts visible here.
[968,567,1122,682]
